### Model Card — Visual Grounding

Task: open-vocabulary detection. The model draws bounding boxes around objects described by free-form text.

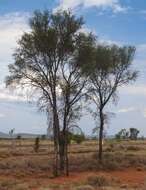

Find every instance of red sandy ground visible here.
[0,168,145,189]
[50,168,146,186]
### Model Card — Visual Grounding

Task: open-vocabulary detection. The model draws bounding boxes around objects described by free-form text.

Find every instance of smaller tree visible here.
[79,45,138,161]
[34,137,40,153]
[129,128,139,140]
[16,135,22,151]
[9,128,15,152]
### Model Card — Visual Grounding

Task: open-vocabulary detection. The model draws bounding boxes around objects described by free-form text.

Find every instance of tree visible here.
[6,10,95,176]
[9,128,15,152]
[34,137,40,153]
[80,45,138,161]
[16,134,22,151]
[115,129,129,140]
[129,128,139,140]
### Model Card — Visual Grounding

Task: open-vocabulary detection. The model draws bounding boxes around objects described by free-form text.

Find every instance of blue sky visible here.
[0,0,146,136]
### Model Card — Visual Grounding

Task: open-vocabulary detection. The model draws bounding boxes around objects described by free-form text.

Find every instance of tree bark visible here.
[57,130,69,176]
[65,130,69,176]
[98,108,104,162]
[53,107,60,176]
[59,134,65,172]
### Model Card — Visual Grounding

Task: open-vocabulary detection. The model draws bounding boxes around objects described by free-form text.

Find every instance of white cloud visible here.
[56,0,127,13]
[118,107,146,120]
[79,26,123,46]
[136,44,146,57]
[118,107,136,113]
[0,12,30,60]
[0,83,28,102]
[0,113,5,118]
[120,85,146,96]
[0,12,30,81]
[0,12,30,102]
[143,109,146,118]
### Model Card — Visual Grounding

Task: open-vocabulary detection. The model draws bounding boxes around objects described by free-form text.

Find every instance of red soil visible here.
[51,168,146,185]
[0,168,146,189]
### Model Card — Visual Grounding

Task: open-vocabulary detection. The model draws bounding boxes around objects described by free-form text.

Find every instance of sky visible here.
[0,0,146,136]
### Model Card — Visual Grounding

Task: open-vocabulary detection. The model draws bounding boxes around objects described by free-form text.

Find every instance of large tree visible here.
[80,44,138,161]
[6,10,95,176]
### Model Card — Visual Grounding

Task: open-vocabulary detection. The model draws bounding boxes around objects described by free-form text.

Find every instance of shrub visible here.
[87,175,109,187]
[72,134,85,144]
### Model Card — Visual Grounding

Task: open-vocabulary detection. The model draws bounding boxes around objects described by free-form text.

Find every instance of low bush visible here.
[87,175,109,187]
[126,146,141,151]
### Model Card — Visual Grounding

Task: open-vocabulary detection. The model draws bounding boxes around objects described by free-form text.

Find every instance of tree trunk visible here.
[53,108,60,177]
[53,141,59,177]
[61,107,70,176]
[59,136,65,172]
[98,108,104,162]
[65,134,69,176]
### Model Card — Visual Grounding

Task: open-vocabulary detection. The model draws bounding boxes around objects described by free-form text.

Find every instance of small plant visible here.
[72,134,85,144]
[87,175,109,187]
[34,137,40,153]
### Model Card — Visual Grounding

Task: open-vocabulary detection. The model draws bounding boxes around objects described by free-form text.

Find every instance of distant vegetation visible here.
[115,128,140,140]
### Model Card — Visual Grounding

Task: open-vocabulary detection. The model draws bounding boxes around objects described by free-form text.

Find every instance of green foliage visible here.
[67,131,85,144]
[72,133,85,144]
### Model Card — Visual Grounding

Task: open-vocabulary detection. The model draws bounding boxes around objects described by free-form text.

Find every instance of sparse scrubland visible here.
[0,139,145,189]
[3,8,142,190]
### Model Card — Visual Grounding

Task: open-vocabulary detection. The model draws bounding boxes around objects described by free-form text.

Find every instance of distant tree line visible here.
[6,10,138,176]
[115,128,140,140]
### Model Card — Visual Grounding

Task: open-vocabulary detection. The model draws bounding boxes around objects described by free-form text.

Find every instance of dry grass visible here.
[0,139,145,189]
